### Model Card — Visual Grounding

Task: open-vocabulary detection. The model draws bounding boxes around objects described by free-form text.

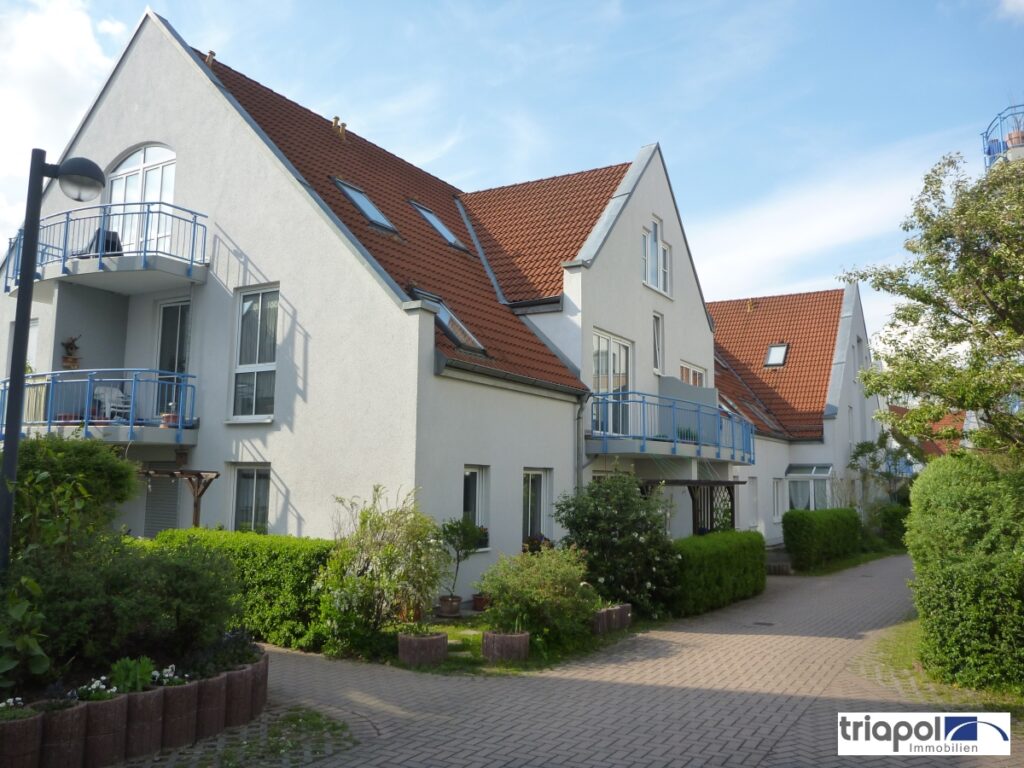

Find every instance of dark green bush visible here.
[782,507,862,570]
[476,547,600,656]
[155,528,332,650]
[554,472,677,617]
[906,454,1024,687]
[672,531,766,616]
[867,503,910,548]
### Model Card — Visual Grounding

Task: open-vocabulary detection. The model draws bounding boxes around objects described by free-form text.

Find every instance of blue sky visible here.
[2,0,1023,338]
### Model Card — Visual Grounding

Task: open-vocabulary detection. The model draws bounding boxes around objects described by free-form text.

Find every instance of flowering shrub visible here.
[77,677,118,701]
[151,664,190,686]
[554,472,677,617]
[476,547,600,656]
[318,488,448,659]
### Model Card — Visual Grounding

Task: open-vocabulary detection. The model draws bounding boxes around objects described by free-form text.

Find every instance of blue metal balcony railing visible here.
[982,104,1024,168]
[590,391,755,463]
[0,368,197,444]
[4,202,208,293]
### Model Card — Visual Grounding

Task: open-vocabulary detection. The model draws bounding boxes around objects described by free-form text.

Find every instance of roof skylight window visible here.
[334,179,395,230]
[410,288,486,353]
[411,202,466,248]
[765,343,789,367]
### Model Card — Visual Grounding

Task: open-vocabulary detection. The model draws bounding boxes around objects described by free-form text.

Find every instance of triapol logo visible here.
[837,712,1011,756]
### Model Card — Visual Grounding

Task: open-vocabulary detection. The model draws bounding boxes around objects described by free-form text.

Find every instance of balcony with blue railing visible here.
[588,391,755,464]
[3,202,208,294]
[982,104,1024,168]
[0,369,198,445]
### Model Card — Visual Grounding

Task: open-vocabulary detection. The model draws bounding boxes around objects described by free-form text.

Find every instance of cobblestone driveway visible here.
[269,556,1016,767]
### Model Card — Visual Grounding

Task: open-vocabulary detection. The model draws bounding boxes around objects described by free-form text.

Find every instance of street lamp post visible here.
[0,149,105,578]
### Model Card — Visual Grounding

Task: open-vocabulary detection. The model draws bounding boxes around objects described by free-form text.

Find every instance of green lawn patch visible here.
[797,548,905,576]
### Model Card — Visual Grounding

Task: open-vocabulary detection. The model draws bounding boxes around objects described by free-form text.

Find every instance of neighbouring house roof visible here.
[713,352,791,440]
[460,164,631,303]
[708,289,845,441]
[204,53,588,394]
[889,405,966,457]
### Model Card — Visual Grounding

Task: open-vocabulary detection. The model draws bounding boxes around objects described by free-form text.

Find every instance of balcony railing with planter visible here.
[590,391,755,464]
[982,104,1024,168]
[4,202,208,292]
[0,368,197,443]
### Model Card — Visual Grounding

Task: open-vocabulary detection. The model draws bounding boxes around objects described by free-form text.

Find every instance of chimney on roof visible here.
[746,298,753,313]
[332,116,347,141]
[204,50,216,65]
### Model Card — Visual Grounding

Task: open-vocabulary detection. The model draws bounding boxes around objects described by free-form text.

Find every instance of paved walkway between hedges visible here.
[268,555,1017,768]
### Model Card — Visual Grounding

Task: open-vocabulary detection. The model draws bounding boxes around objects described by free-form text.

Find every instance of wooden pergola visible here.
[641,478,746,534]
[141,469,220,527]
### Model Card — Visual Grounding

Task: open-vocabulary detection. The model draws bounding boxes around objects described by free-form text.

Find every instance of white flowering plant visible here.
[151,664,190,686]
[76,677,118,701]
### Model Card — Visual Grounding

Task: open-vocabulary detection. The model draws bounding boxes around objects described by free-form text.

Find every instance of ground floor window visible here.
[772,478,784,522]
[463,466,489,547]
[786,464,832,511]
[234,466,270,532]
[522,469,549,542]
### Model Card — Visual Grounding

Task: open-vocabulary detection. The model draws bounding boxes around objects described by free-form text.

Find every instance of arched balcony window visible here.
[107,146,176,251]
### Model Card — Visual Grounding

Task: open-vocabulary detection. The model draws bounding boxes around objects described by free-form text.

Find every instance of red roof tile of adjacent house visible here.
[460,165,630,303]
[714,353,790,440]
[708,289,845,440]
[889,405,966,456]
[204,54,587,393]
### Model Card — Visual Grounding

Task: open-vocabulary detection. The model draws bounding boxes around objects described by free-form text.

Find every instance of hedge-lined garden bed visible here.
[782,507,862,570]
[672,531,766,616]
[155,529,333,650]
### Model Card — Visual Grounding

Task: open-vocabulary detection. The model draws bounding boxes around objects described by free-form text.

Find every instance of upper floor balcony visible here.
[0,368,198,445]
[982,104,1024,168]
[587,390,755,464]
[4,202,208,295]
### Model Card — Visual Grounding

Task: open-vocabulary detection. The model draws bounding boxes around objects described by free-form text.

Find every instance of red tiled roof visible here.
[460,165,630,303]
[205,54,586,393]
[714,353,790,440]
[889,405,966,456]
[708,289,845,440]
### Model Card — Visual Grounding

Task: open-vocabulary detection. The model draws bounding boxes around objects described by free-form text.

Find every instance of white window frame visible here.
[233,464,271,532]
[765,343,789,367]
[680,360,706,387]
[653,313,664,374]
[641,217,671,295]
[411,201,466,248]
[463,465,489,549]
[772,478,784,523]
[231,286,279,420]
[522,468,551,541]
[785,465,833,511]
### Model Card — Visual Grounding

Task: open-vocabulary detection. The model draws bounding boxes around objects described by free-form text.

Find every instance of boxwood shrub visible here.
[906,454,1024,688]
[866,502,910,549]
[782,507,861,570]
[155,529,333,650]
[672,531,766,616]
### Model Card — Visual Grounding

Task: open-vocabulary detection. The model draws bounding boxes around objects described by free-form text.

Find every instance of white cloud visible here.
[998,0,1024,21]
[0,0,115,239]
[96,18,126,37]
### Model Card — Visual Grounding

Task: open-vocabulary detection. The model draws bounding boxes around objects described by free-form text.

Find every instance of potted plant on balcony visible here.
[437,517,482,618]
[1007,113,1024,148]
[61,335,81,370]
[160,401,179,428]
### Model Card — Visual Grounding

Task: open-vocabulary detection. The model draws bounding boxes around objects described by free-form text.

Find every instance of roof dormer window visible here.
[411,201,466,248]
[765,343,789,367]
[410,287,486,353]
[334,179,395,230]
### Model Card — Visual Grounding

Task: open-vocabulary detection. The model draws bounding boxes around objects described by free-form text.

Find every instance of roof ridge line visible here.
[707,287,846,305]
[462,161,631,198]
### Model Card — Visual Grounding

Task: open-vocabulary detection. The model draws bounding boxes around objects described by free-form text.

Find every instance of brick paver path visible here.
[269,556,1016,767]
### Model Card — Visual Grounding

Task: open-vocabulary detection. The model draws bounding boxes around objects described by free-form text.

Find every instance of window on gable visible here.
[653,313,664,373]
[641,218,671,294]
[680,360,706,387]
[411,201,466,248]
[410,288,486,353]
[765,343,788,367]
[233,288,278,417]
[334,179,395,230]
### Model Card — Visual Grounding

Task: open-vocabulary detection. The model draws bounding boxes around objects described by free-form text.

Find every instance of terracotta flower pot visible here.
[194,673,226,741]
[471,593,490,612]
[34,702,86,768]
[0,710,43,768]
[224,666,253,727]
[436,595,462,617]
[161,680,199,750]
[124,687,164,759]
[398,633,448,666]
[250,653,269,717]
[1008,130,1024,148]
[84,696,126,768]
[482,631,530,662]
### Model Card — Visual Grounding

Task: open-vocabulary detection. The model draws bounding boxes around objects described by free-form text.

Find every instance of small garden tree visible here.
[847,430,916,502]
[554,472,676,617]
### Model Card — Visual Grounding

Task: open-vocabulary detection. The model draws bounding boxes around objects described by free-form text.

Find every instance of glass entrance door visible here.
[592,331,632,434]
[157,303,189,413]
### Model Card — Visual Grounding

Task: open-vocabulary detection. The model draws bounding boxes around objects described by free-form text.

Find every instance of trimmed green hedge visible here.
[867,503,910,549]
[782,508,861,570]
[906,454,1024,688]
[672,531,766,616]
[154,529,333,650]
